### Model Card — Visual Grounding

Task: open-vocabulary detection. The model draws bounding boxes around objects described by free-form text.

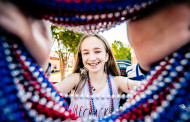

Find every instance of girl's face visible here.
[81,36,109,73]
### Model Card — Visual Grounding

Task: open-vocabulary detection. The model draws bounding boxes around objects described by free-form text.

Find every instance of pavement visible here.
[49,71,72,83]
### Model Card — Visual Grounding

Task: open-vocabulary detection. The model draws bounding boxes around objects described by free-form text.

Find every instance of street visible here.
[49,71,72,83]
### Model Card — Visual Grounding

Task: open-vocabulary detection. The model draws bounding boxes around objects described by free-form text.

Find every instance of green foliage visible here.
[51,24,83,55]
[51,24,84,78]
[112,40,131,60]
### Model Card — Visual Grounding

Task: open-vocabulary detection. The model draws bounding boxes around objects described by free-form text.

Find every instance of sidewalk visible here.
[49,71,72,83]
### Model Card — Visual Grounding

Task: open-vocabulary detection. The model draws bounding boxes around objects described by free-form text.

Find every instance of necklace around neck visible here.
[87,73,114,116]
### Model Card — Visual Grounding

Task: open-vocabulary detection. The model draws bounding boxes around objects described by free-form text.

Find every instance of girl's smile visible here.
[88,62,100,66]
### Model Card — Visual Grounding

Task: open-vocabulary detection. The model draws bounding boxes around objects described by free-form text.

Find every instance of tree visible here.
[112,40,131,61]
[51,24,83,80]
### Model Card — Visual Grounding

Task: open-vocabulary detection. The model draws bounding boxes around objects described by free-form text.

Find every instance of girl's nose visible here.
[88,52,96,60]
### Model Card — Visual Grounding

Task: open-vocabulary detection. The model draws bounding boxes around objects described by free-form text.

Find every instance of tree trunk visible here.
[62,60,67,80]
[74,54,77,62]
[59,56,68,81]
[60,59,64,81]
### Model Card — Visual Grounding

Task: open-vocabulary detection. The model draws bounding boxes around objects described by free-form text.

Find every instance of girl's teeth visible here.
[90,63,98,66]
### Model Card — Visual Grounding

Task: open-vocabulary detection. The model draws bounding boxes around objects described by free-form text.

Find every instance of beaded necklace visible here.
[24,0,160,33]
[0,29,189,122]
[87,73,114,116]
[0,0,189,121]
[101,43,190,121]
[0,30,79,121]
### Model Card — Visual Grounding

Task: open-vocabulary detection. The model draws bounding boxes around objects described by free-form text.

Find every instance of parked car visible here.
[116,60,131,77]
[117,60,131,65]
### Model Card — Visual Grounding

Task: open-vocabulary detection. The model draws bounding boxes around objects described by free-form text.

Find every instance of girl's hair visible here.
[72,34,120,94]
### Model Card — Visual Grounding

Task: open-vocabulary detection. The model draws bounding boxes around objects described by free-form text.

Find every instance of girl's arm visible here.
[114,76,141,94]
[54,73,80,94]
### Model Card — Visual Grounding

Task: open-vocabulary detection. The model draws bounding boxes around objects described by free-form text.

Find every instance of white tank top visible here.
[69,75,119,119]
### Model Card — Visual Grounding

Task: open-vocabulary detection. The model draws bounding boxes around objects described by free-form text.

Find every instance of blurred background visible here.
[49,21,138,83]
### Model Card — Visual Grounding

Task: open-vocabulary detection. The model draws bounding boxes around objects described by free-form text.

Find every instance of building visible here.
[130,48,138,65]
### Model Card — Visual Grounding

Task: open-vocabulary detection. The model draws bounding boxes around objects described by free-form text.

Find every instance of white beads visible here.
[29,67,35,72]
[185,52,190,58]
[37,77,43,83]
[162,101,169,107]
[46,101,54,108]
[180,59,188,65]
[6,56,13,62]
[176,66,184,72]
[144,116,153,122]
[11,70,20,77]
[151,111,158,119]
[29,110,37,117]
[42,83,47,88]
[8,63,17,69]
[160,61,166,66]
[39,98,47,105]
[20,55,26,61]
[62,93,128,100]
[2,42,9,48]
[164,77,172,83]
[180,113,189,120]
[24,61,31,67]
[4,49,10,55]
[170,71,177,77]
[166,94,174,101]
[33,71,40,77]
[53,104,60,111]
[59,107,65,113]
[24,102,32,110]
[32,95,40,102]
[156,106,164,113]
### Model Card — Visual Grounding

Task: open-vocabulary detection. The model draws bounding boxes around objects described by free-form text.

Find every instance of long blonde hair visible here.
[72,34,120,94]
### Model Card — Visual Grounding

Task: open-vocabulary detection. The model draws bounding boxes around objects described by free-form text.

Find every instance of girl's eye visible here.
[83,52,89,55]
[95,51,101,53]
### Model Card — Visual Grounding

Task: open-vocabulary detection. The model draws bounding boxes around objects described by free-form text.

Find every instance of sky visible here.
[98,21,130,46]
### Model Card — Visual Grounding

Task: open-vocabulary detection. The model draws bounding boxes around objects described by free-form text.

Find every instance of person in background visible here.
[126,63,145,81]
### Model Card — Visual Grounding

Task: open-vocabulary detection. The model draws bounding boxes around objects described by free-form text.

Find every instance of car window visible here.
[118,63,127,68]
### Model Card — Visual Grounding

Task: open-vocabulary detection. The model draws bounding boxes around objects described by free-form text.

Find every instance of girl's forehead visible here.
[81,36,106,50]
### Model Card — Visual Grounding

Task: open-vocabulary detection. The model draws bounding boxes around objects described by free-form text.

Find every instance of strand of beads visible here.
[107,74,114,113]
[63,93,128,100]
[0,30,79,121]
[1,29,189,122]
[87,73,114,117]
[0,34,29,121]
[87,73,96,116]
[22,0,160,33]
[45,0,157,34]
[100,43,190,122]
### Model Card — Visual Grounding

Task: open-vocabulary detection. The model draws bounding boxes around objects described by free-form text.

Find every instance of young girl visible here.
[54,34,140,118]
